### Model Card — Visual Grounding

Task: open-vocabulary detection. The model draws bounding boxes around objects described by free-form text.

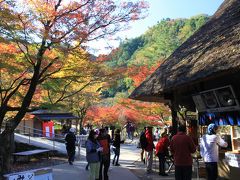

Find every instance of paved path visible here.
[52,141,141,180]
[14,135,205,180]
[51,142,177,180]
[52,161,139,180]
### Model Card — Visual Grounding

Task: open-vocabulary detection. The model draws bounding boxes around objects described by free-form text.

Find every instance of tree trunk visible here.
[79,118,83,132]
[0,130,14,179]
[75,119,80,134]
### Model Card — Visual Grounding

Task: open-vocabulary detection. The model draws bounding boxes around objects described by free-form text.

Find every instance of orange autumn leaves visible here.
[85,98,170,127]
[127,65,157,87]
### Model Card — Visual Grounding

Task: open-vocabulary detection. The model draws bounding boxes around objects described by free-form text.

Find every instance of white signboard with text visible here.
[9,172,34,180]
[5,168,52,180]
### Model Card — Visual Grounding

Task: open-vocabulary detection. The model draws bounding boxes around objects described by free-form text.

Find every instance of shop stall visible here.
[129,0,240,179]
[196,86,240,179]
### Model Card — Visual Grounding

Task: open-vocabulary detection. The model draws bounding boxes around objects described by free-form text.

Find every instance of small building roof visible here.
[30,110,79,120]
[130,0,240,102]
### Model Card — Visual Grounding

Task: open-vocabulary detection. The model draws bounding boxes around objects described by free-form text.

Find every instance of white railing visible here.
[15,124,65,151]
[15,124,89,152]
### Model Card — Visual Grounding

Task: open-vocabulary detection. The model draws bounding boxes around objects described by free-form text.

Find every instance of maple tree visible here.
[0,0,148,174]
[85,97,171,129]
[127,64,160,87]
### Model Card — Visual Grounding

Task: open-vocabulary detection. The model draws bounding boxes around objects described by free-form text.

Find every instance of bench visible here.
[13,149,51,162]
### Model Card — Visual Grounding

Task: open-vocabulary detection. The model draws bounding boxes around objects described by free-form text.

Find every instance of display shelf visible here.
[231,126,240,152]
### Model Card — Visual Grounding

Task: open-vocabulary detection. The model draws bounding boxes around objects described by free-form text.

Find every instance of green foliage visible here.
[130,15,209,67]
[105,36,145,67]
[102,15,209,96]
[101,78,131,98]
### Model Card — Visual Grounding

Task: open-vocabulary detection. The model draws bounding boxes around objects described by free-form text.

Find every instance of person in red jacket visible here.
[170,125,196,180]
[145,126,155,174]
[155,132,170,176]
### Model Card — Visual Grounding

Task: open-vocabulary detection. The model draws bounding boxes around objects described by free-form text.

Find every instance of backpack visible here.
[99,139,109,155]
[98,134,111,155]
[140,132,148,149]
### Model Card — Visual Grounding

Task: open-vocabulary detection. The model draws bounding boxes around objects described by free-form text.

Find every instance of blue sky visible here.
[90,0,224,55]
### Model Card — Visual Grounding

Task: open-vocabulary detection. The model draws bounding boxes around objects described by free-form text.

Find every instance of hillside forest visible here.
[90,14,209,128]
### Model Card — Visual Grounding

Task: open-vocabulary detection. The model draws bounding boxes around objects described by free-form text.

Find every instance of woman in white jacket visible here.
[200,123,228,180]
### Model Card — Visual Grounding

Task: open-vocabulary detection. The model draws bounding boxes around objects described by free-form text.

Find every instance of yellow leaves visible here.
[44,49,58,60]
[23,0,57,21]
[52,48,89,78]
[0,42,26,72]
[0,42,18,54]
[21,0,85,26]
[41,46,107,106]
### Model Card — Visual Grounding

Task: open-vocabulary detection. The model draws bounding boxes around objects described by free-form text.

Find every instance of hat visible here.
[69,127,76,133]
[207,123,217,135]
[95,129,99,135]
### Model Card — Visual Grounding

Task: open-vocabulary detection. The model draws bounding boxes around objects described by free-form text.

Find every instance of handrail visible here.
[15,123,88,152]
[16,124,65,139]
[15,124,66,152]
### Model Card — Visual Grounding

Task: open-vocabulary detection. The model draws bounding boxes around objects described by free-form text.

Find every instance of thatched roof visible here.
[130,0,240,102]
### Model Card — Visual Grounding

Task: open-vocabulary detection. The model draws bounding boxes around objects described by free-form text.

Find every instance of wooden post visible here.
[168,92,179,136]
[170,101,178,136]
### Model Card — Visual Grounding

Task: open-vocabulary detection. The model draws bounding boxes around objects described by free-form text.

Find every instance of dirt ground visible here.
[10,153,67,173]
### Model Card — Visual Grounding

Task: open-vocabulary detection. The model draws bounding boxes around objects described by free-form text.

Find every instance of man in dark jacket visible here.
[139,127,147,163]
[65,127,76,165]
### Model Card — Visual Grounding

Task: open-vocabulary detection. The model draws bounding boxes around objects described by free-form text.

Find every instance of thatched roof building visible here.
[129,0,240,103]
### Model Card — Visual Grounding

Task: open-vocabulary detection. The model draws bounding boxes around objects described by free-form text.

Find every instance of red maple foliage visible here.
[84,97,171,128]
[127,62,162,87]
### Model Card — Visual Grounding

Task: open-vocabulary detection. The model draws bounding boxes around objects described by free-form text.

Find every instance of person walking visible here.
[145,126,155,174]
[65,127,76,165]
[170,124,196,180]
[129,124,135,140]
[154,128,160,141]
[97,127,111,180]
[200,123,228,180]
[86,130,103,180]
[139,127,147,163]
[155,132,170,176]
[86,129,100,171]
[112,128,124,166]
[126,122,132,140]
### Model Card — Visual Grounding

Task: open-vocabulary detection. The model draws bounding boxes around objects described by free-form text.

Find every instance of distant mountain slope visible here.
[99,15,209,98]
